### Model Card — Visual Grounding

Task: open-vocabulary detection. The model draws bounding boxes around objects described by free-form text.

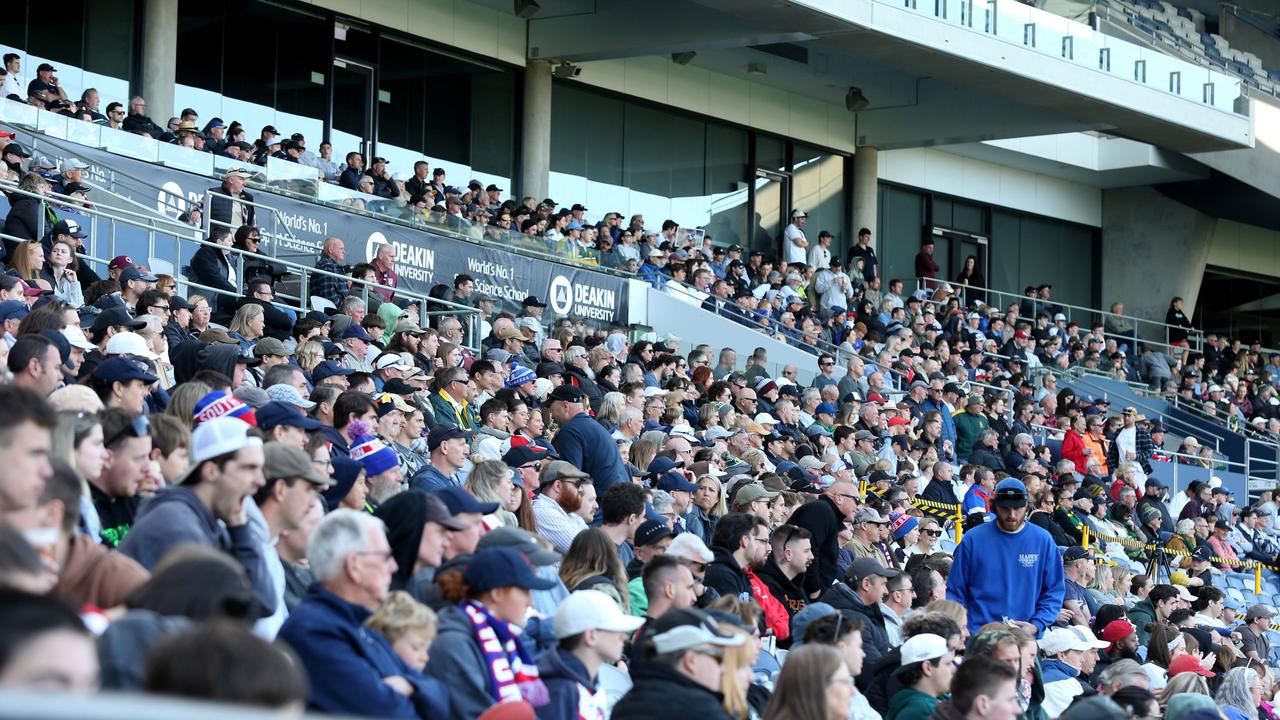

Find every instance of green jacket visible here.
[886,688,937,720]
[953,410,990,461]
[1129,598,1156,644]
[429,389,478,430]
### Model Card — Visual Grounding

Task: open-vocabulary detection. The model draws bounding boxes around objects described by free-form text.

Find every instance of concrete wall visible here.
[1207,219,1280,276]
[878,147,1102,227]
[1100,186,1216,337]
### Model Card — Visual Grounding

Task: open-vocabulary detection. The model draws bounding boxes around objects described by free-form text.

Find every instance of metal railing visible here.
[912,277,1202,355]
[0,182,483,351]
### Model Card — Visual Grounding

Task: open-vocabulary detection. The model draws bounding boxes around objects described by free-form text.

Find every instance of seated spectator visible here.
[612,608,744,720]
[426,547,557,720]
[537,589,643,720]
[0,588,99,694]
[143,620,307,710]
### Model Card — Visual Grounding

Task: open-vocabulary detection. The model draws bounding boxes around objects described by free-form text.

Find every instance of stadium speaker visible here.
[845,86,869,112]
[671,51,697,66]
[514,0,541,18]
[552,62,582,79]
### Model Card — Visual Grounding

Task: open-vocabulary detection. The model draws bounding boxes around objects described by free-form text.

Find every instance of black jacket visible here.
[206,183,255,230]
[1030,510,1072,547]
[863,646,904,716]
[188,244,237,319]
[920,478,959,507]
[754,556,807,617]
[969,446,1005,472]
[612,660,732,720]
[704,546,752,602]
[789,495,845,595]
[819,581,890,690]
[2,194,42,258]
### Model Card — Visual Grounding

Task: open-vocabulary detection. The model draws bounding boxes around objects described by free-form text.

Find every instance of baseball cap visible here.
[342,324,375,343]
[0,300,29,324]
[1167,653,1215,678]
[477,526,561,566]
[463,547,557,593]
[853,508,889,524]
[256,401,322,432]
[61,325,95,351]
[898,633,949,667]
[92,356,158,386]
[657,471,699,494]
[50,219,87,238]
[548,385,586,404]
[1247,604,1276,621]
[502,444,551,469]
[426,424,475,452]
[1039,627,1095,655]
[648,608,746,655]
[252,337,289,358]
[263,443,332,486]
[734,483,778,506]
[311,360,355,383]
[1101,619,1136,651]
[1062,546,1090,563]
[539,460,590,487]
[264,383,317,411]
[434,486,500,516]
[178,416,263,484]
[635,520,676,548]
[993,478,1028,508]
[104,331,160,360]
[1063,625,1110,650]
[522,296,548,308]
[844,557,899,586]
[553,590,645,640]
[119,266,158,284]
[2,142,30,158]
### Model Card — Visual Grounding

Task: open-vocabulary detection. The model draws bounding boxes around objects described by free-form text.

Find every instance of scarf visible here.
[462,600,548,707]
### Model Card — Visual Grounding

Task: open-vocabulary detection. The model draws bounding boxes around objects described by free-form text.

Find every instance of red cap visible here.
[866,392,887,403]
[18,280,45,297]
[108,255,134,271]
[1014,329,1030,339]
[1100,619,1135,651]
[1167,653,1215,678]
[887,416,910,427]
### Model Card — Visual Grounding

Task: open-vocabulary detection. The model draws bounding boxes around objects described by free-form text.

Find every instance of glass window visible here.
[792,143,847,259]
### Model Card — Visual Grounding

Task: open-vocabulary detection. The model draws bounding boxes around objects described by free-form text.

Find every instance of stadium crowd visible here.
[4,70,1280,720]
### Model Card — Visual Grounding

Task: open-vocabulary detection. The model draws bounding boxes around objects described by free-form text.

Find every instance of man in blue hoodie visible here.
[537,589,644,720]
[946,478,1064,638]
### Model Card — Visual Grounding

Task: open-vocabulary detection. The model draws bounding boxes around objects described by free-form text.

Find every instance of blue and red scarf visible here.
[462,600,548,707]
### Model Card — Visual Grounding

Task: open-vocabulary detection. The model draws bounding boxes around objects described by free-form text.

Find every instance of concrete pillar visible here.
[141,0,179,124]
[1101,186,1215,342]
[520,60,553,203]
[852,146,879,250]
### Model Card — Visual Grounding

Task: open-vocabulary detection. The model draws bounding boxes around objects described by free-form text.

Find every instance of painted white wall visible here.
[878,146,1103,227]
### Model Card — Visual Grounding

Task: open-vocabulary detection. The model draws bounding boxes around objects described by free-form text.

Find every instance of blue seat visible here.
[1226,587,1246,605]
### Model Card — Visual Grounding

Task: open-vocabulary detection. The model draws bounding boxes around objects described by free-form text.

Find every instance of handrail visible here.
[0,182,484,350]
[911,277,1202,355]
[1055,368,1223,452]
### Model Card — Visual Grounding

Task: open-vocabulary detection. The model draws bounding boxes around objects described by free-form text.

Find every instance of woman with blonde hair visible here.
[464,459,520,530]
[295,339,325,375]
[686,474,725,547]
[923,599,969,641]
[710,596,769,719]
[595,391,625,429]
[187,294,213,335]
[10,240,50,290]
[559,528,629,612]
[629,433,664,475]
[227,303,265,356]
[739,448,769,475]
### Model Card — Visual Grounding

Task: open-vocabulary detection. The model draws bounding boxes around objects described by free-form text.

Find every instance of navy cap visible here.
[548,384,586,404]
[993,478,1028,508]
[434,486,499,516]
[0,300,29,323]
[2,142,29,158]
[1191,545,1213,562]
[50,219,87,238]
[657,471,698,494]
[463,547,557,593]
[815,402,838,416]
[647,456,684,476]
[92,356,158,385]
[1144,477,1165,488]
[502,444,551,468]
[1062,546,1090,563]
[427,423,475,452]
[256,401,322,431]
[39,329,71,365]
[312,360,355,383]
[119,266,157,284]
[342,324,375,342]
[635,519,676,547]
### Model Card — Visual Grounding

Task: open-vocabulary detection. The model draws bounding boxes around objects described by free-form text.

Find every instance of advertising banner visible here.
[32,137,633,325]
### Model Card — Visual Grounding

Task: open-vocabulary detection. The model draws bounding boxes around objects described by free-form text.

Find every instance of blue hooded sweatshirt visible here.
[945,516,1064,636]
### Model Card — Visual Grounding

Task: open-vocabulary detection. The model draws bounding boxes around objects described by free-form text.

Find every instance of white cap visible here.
[669,424,699,441]
[1063,625,1110,650]
[62,325,95,351]
[899,633,949,666]
[1040,627,1103,655]
[61,158,90,173]
[177,415,263,485]
[643,386,669,398]
[104,331,160,360]
[754,413,778,426]
[553,590,645,639]
[374,353,414,372]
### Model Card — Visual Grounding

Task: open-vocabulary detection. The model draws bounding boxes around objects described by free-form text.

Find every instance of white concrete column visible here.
[141,0,179,124]
[520,60,553,202]
[852,146,879,250]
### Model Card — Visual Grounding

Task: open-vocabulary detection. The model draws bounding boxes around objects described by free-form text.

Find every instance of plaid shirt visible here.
[312,254,347,307]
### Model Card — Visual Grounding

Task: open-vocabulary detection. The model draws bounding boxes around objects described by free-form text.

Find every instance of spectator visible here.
[88,408,152,547]
[886,633,955,720]
[819,557,894,686]
[530,458,591,554]
[0,589,99,694]
[313,237,348,307]
[143,620,307,710]
[762,643,853,720]
[789,479,860,595]
[536,589,643,720]
[549,384,628,493]
[207,168,255,229]
[427,547,557,720]
[946,479,1064,637]
[914,239,939,281]
[612,608,744,720]
[120,95,168,139]
[411,423,473,492]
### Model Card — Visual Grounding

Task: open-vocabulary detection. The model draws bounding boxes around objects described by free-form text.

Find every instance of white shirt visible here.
[1,73,22,100]
[784,223,807,263]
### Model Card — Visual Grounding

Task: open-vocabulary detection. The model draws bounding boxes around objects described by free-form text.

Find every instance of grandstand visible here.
[2,0,1280,716]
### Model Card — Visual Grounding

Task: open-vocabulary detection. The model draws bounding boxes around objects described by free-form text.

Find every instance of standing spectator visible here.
[207,169,255,230]
[371,243,399,302]
[914,239,939,282]
[312,237,348,308]
[847,227,878,282]
[783,209,809,265]
[1165,296,1194,347]
[279,509,442,718]
[426,547,557,720]
[612,608,744,720]
[537,589,643,720]
[549,385,628,494]
[946,479,1064,636]
[790,480,860,596]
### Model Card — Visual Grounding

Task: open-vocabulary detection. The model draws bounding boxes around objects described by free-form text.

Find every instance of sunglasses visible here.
[923,529,943,537]
[104,414,150,448]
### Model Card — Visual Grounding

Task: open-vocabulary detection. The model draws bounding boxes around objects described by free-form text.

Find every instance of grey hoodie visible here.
[425,605,498,720]
[119,486,277,617]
